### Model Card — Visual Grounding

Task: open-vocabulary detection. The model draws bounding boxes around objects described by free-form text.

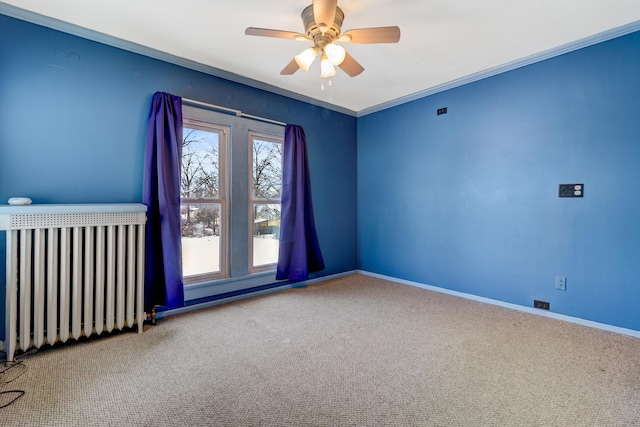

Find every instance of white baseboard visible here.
[8,269,634,345]
[358,270,640,339]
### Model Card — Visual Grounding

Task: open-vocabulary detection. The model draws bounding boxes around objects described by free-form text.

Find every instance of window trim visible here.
[248,130,283,273]
[181,118,230,284]
[180,104,285,302]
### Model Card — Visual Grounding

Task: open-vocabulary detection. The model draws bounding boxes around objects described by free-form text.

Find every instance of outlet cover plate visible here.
[555,276,566,291]
[559,184,584,198]
[534,300,550,310]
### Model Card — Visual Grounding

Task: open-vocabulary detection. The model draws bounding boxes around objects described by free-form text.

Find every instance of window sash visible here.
[248,131,283,272]
[181,119,229,283]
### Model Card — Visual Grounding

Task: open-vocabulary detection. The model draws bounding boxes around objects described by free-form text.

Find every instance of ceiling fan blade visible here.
[338,52,364,77]
[313,0,337,31]
[280,58,300,75]
[341,26,401,44]
[245,27,309,40]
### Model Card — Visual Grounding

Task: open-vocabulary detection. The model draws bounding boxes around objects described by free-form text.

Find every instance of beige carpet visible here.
[2,274,639,426]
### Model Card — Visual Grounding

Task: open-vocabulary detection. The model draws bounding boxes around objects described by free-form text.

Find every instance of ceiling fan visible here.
[245,0,401,80]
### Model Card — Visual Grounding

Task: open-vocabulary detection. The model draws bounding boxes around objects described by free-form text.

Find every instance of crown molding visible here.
[358,19,640,117]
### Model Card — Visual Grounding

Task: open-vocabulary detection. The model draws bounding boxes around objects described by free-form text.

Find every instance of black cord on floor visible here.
[0,357,29,409]
[0,390,25,409]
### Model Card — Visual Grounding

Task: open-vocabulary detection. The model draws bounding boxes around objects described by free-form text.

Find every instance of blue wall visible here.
[358,31,640,331]
[0,15,358,339]
[2,12,639,339]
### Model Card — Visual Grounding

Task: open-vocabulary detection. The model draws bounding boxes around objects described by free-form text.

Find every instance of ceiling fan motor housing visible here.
[301,4,345,48]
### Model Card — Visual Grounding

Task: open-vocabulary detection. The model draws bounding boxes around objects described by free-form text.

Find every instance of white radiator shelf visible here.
[0,203,147,230]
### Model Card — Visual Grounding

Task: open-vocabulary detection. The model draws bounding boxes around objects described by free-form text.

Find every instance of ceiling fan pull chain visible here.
[321,78,334,91]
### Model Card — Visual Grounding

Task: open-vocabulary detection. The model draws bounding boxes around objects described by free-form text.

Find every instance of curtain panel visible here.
[142,92,185,310]
[276,124,325,281]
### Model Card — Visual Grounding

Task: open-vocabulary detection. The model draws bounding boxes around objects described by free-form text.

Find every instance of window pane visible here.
[252,203,280,267]
[182,128,219,199]
[252,138,282,200]
[181,202,222,276]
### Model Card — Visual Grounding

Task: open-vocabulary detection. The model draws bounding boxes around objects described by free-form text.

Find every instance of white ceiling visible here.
[2,0,640,115]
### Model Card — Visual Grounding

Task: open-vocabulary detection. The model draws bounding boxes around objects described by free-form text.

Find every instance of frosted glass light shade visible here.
[324,43,346,66]
[320,54,337,78]
[294,47,317,72]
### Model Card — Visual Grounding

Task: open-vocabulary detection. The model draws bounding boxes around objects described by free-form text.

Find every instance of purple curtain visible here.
[276,124,325,281]
[142,92,184,310]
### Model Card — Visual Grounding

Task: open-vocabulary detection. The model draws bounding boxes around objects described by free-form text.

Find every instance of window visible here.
[181,119,229,282]
[179,105,284,298]
[249,131,283,272]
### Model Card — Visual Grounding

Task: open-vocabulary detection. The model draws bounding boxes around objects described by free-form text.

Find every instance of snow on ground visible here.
[182,236,279,276]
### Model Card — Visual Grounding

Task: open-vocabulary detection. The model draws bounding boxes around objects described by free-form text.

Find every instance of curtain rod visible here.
[182,98,287,127]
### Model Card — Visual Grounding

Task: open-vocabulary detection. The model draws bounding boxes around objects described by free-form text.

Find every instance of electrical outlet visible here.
[534,300,550,310]
[559,184,584,198]
[555,276,566,291]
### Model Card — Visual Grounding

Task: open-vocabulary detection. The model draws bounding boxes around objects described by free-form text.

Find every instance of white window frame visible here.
[181,118,230,283]
[248,130,283,273]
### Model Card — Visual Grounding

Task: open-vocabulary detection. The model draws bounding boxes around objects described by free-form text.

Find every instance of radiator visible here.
[1,204,147,362]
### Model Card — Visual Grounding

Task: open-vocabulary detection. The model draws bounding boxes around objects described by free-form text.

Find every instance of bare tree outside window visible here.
[181,128,221,237]
[252,138,282,200]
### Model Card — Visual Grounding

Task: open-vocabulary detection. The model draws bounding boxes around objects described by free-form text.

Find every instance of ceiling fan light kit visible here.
[245,0,400,83]
[294,47,318,71]
[320,53,337,79]
[324,43,346,66]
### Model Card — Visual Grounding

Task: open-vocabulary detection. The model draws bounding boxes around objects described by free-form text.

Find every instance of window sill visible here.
[184,270,284,302]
